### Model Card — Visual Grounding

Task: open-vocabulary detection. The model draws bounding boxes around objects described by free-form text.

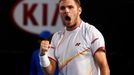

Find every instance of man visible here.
[39,0,110,75]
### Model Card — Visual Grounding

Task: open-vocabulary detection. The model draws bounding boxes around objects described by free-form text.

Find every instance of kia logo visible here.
[12,0,64,35]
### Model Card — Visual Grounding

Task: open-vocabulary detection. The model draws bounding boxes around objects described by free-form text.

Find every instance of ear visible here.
[79,7,82,14]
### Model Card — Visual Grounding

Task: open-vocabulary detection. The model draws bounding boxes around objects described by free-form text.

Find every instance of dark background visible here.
[0,0,133,75]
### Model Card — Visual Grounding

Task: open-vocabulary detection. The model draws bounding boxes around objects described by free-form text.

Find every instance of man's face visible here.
[59,0,81,27]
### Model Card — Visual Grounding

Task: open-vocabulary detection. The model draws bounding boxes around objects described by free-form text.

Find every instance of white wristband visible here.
[39,54,50,67]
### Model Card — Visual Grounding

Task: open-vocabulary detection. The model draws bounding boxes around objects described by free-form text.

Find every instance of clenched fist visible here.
[40,40,51,56]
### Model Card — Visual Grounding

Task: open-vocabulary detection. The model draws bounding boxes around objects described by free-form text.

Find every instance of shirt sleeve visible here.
[47,32,58,61]
[90,26,105,55]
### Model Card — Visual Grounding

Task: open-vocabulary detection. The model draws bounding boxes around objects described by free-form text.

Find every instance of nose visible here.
[65,8,69,13]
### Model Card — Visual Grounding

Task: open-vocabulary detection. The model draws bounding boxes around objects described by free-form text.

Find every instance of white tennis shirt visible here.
[48,21,105,75]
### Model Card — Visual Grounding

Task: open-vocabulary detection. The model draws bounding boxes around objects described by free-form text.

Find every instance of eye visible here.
[60,6,65,10]
[68,6,73,9]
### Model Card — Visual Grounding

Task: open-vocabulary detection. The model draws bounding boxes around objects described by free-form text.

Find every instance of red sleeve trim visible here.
[50,46,55,49]
[93,47,106,56]
[91,38,99,44]
[48,56,57,62]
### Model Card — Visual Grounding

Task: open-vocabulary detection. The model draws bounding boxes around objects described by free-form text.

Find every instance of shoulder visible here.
[84,22,100,32]
[53,27,65,36]
[52,31,63,39]
[82,21,96,32]
[82,21,103,38]
[51,28,65,41]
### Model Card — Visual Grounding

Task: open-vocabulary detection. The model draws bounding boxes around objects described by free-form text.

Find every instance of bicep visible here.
[94,48,110,75]
[94,47,108,68]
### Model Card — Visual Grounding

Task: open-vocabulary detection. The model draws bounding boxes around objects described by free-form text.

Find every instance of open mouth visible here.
[64,16,71,21]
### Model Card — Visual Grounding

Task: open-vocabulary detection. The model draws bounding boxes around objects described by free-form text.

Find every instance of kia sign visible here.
[13,0,64,35]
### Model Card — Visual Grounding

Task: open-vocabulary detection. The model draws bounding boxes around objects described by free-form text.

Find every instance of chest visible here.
[55,30,91,63]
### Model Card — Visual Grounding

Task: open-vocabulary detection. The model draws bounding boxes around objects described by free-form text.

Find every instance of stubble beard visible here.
[66,16,78,30]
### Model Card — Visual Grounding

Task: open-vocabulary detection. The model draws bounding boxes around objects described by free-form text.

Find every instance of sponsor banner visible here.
[13,0,64,37]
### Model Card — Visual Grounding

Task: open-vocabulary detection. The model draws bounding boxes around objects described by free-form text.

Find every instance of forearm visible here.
[40,55,56,75]
[39,40,56,75]
[42,64,55,75]
[100,65,110,75]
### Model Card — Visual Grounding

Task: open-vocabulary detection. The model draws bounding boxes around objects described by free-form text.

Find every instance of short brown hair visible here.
[59,0,81,7]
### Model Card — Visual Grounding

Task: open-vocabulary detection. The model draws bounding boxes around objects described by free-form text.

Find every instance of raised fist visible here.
[40,40,50,56]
